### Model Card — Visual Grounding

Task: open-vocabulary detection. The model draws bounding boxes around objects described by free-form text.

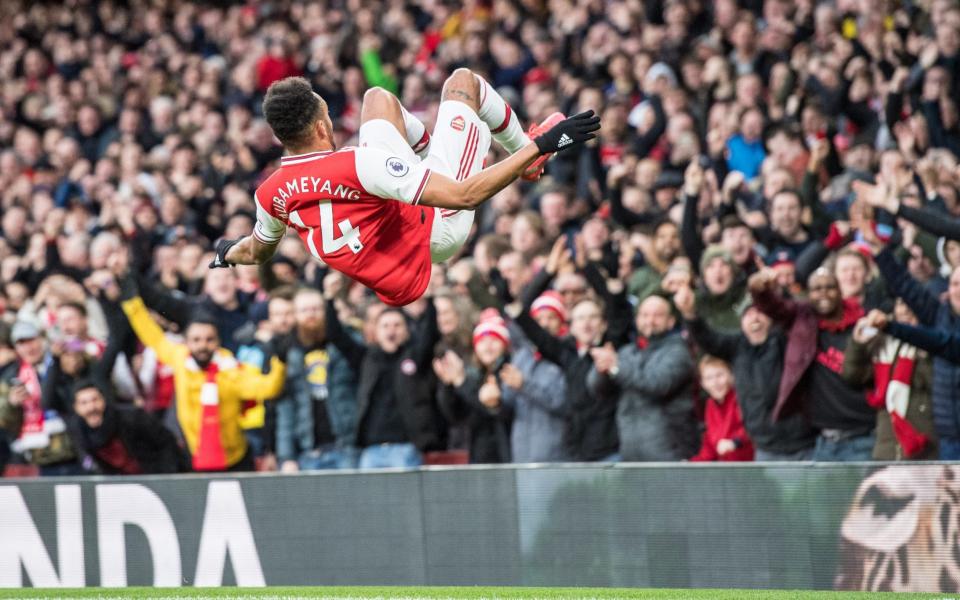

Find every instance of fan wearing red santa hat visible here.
[530,290,569,336]
[432,309,514,464]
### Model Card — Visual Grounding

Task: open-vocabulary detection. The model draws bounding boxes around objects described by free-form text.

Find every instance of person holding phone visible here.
[1,321,80,475]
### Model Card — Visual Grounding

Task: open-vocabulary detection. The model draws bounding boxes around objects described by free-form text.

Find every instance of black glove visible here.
[534,110,601,155]
[209,238,242,269]
[117,274,139,301]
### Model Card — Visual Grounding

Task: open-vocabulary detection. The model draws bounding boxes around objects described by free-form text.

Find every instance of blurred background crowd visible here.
[3,0,960,476]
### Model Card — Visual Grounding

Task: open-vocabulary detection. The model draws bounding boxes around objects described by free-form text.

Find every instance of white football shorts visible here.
[358,100,491,263]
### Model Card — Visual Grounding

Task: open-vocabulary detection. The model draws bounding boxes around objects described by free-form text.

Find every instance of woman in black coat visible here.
[433,314,513,464]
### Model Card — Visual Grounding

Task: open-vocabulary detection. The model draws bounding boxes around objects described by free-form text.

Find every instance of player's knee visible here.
[442,68,480,111]
[363,87,397,110]
[447,68,476,84]
[360,86,402,125]
[445,68,479,94]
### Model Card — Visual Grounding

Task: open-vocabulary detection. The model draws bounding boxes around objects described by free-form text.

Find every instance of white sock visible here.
[475,75,530,154]
[400,105,430,158]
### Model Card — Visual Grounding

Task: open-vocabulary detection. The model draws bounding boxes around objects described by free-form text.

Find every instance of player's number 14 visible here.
[289,202,363,256]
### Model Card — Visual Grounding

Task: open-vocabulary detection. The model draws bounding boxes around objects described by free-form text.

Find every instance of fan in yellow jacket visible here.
[121,295,285,471]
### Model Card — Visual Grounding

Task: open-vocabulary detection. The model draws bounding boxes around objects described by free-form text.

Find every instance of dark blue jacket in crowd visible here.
[886,321,960,365]
[877,247,960,441]
[274,339,359,463]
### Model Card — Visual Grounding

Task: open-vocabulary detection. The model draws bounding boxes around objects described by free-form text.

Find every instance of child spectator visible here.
[691,356,754,462]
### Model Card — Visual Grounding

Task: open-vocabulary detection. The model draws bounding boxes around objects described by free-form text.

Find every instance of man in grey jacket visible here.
[588,295,698,461]
[276,288,359,472]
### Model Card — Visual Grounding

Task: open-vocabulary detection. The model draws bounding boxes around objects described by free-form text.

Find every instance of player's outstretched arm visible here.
[419,110,600,210]
[210,235,279,268]
[418,144,539,210]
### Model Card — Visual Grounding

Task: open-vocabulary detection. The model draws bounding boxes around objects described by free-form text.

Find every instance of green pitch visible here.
[0,588,948,599]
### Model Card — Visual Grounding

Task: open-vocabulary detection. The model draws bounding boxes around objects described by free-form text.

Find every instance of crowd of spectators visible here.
[5,0,960,475]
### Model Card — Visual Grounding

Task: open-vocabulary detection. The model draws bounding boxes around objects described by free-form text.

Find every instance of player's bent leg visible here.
[358,118,418,162]
[359,87,431,157]
[440,68,482,112]
[442,68,530,155]
[430,209,475,263]
[424,88,491,263]
[441,68,556,179]
[421,96,492,188]
[360,87,407,136]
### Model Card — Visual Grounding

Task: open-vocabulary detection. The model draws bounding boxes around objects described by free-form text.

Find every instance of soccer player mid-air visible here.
[208,68,600,306]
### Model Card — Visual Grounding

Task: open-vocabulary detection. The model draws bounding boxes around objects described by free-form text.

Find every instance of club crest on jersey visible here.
[450,115,465,131]
[386,157,410,177]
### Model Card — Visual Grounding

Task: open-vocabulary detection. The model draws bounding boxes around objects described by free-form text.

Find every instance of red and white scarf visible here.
[869,339,929,458]
[185,352,237,471]
[18,360,43,435]
[10,360,66,453]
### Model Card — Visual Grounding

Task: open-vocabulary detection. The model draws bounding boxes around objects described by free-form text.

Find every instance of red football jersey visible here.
[253,148,435,306]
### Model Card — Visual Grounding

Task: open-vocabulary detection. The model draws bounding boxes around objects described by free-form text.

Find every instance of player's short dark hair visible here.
[262,77,325,147]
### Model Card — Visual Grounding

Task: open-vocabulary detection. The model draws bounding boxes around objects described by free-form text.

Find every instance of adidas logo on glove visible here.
[531,110,601,156]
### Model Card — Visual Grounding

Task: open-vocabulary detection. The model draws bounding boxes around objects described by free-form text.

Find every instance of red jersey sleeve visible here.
[353,147,432,205]
[253,190,288,244]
